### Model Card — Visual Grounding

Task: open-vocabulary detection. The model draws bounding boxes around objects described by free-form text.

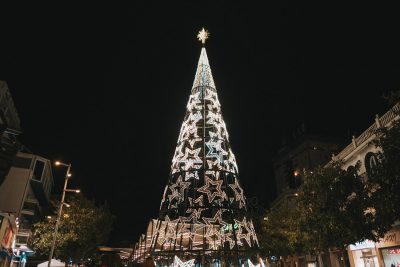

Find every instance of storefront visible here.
[349,240,379,267]
[376,228,400,267]
[0,214,15,267]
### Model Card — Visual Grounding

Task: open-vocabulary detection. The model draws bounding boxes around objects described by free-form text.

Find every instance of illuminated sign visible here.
[388,249,400,254]
[221,223,240,233]
[349,240,375,250]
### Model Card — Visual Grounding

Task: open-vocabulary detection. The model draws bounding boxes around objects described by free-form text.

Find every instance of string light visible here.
[197,177,225,203]
[229,178,246,208]
[171,255,195,267]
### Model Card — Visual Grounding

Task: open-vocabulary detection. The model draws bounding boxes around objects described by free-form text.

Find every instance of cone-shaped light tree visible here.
[151,29,259,266]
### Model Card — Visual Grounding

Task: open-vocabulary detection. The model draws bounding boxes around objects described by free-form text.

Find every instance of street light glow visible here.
[65,189,80,193]
[48,160,72,267]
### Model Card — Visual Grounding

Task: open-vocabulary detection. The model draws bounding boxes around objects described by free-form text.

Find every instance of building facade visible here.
[0,81,22,188]
[333,104,400,267]
[270,103,400,267]
[272,129,340,210]
[0,81,23,266]
[0,152,54,256]
[0,81,56,266]
[0,213,18,267]
[270,130,341,267]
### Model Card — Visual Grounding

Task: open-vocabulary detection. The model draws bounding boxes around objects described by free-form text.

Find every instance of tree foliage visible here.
[31,195,114,265]
[259,163,376,260]
[368,101,400,236]
[297,163,375,253]
[258,200,309,258]
[259,93,400,259]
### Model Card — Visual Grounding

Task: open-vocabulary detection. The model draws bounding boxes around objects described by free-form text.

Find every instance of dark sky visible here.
[1,2,399,245]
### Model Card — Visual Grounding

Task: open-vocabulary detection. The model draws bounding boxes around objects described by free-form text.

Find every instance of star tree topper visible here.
[197,27,209,44]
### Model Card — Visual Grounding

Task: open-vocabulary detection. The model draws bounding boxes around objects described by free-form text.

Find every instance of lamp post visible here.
[48,161,80,267]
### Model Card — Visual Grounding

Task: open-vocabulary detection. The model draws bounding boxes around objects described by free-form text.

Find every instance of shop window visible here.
[16,234,29,245]
[351,244,378,267]
[381,246,400,267]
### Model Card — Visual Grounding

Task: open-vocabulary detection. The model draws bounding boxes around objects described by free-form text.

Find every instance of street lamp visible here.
[48,161,80,267]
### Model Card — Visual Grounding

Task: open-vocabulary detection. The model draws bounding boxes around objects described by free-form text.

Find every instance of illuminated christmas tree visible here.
[151,28,259,266]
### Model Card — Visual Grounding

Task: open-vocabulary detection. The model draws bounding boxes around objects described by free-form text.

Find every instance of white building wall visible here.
[0,168,32,214]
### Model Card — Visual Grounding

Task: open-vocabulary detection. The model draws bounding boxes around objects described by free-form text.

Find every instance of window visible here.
[16,234,29,245]
[33,160,45,181]
[365,152,378,177]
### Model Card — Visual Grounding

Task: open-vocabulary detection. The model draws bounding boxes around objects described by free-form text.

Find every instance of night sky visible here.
[1,2,399,245]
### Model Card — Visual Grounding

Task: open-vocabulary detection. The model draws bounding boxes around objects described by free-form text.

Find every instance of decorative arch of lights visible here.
[145,31,259,267]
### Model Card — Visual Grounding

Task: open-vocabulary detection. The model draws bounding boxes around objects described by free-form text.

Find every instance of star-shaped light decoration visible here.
[197,27,209,44]
[228,178,246,208]
[205,170,220,180]
[185,170,199,181]
[168,175,191,204]
[178,211,204,241]
[181,147,202,170]
[234,217,253,247]
[202,210,230,246]
[157,215,180,245]
[206,159,223,170]
[186,195,205,214]
[197,177,225,203]
[186,91,202,111]
[171,255,195,267]
[249,219,260,246]
[206,139,227,164]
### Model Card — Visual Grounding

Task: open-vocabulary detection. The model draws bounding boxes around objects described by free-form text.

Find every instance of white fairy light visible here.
[197,177,224,203]
[171,255,195,267]
[168,175,191,204]
[229,178,246,208]
[186,195,205,214]
[185,170,199,181]
[234,217,255,247]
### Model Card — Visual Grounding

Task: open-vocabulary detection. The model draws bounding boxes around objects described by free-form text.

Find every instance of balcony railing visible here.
[335,103,400,161]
